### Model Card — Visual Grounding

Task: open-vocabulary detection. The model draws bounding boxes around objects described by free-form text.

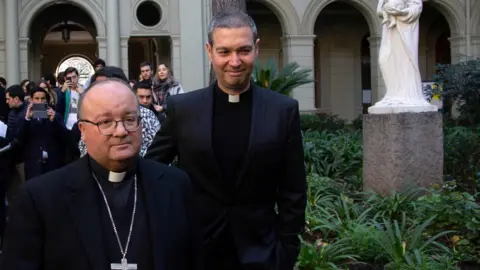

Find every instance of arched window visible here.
[56,55,95,86]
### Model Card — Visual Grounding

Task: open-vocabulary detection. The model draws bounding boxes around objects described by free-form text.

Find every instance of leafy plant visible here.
[296,237,358,270]
[252,57,314,96]
[435,58,480,126]
[366,188,422,221]
[303,130,362,180]
[414,189,480,263]
[300,114,346,132]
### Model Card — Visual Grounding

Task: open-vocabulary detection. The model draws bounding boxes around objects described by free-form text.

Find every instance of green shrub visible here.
[299,121,479,269]
[300,114,346,132]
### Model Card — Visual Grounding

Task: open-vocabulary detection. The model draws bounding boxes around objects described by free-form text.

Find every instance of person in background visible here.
[42,73,57,90]
[129,79,137,88]
[139,61,153,82]
[134,81,163,122]
[0,134,10,246]
[151,63,184,123]
[0,84,8,122]
[17,87,66,180]
[56,72,65,89]
[38,79,57,106]
[0,77,6,88]
[20,80,30,93]
[55,67,83,130]
[83,59,106,88]
[4,85,27,200]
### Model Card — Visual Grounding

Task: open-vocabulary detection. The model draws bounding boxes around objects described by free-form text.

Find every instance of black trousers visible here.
[204,224,242,270]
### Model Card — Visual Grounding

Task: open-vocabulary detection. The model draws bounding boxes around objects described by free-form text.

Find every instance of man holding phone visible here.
[55,67,83,130]
[18,87,67,180]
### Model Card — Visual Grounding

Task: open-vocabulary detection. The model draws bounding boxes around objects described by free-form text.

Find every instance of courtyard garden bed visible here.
[296,114,480,270]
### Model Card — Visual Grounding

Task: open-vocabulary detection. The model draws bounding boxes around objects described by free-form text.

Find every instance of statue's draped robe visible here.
[377,0,430,106]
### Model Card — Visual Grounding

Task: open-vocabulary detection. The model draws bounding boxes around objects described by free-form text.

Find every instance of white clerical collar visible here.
[108,171,126,183]
[228,95,240,103]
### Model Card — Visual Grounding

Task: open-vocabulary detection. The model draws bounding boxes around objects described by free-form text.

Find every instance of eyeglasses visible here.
[79,116,142,136]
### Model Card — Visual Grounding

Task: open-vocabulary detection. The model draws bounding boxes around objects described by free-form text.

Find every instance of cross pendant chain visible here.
[92,173,138,270]
[111,258,137,270]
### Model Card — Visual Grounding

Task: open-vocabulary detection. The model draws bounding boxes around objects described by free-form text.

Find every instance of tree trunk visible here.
[209,0,247,84]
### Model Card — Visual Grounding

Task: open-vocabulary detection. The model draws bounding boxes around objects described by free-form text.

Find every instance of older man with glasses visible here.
[0,79,202,270]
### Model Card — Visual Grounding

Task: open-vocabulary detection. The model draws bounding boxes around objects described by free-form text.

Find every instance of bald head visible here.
[78,78,139,120]
[77,78,142,171]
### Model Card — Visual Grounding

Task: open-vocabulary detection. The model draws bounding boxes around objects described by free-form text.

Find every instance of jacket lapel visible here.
[66,156,108,270]
[237,85,263,187]
[196,86,223,179]
[138,159,168,270]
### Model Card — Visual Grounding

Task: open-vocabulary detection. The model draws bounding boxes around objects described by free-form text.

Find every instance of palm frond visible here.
[252,57,314,96]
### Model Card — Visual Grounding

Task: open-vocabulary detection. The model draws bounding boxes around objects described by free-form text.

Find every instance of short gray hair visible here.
[77,78,135,120]
[207,10,258,46]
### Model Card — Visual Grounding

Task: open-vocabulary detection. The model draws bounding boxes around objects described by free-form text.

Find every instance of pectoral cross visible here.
[111,258,137,270]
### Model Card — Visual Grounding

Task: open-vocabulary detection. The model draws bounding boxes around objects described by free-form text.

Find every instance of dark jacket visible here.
[0,156,202,270]
[6,103,27,143]
[6,103,27,163]
[0,86,8,122]
[17,112,68,180]
[144,84,307,270]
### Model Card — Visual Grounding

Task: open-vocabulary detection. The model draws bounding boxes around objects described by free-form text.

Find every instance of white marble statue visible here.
[369,0,437,114]
[381,0,407,29]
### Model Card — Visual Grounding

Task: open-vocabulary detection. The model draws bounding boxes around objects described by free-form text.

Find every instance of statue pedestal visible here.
[363,112,443,195]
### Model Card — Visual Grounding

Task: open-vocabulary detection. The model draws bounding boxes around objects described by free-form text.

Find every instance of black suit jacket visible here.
[144,84,307,270]
[0,156,202,270]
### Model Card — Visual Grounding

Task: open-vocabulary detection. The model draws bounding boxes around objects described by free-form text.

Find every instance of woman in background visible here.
[151,64,184,121]
[38,79,57,106]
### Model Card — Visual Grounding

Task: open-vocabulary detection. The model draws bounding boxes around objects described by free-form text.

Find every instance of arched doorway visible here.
[313,2,371,120]
[56,55,95,86]
[419,2,452,81]
[247,0,284,67]
[27,3,98,82]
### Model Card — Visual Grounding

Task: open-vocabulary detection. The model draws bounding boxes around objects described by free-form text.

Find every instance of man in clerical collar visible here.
[145,9,306,270]
[0,79,202,270]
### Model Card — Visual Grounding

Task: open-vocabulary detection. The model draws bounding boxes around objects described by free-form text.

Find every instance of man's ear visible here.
[78,122,87,142]
[254,38,260,57]
[206,42,213,63]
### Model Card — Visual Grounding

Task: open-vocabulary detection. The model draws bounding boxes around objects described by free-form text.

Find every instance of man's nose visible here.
[229,54,241,67]
[113,121,128,137]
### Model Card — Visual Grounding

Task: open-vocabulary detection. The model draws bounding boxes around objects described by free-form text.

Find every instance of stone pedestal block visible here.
[363,112,443,195]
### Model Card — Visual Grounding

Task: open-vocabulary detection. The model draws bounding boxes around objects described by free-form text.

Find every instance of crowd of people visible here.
[0,10,307,270]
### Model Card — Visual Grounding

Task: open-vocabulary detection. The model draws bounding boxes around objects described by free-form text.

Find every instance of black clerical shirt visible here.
[212,83,253,185]
[89,157,153,269]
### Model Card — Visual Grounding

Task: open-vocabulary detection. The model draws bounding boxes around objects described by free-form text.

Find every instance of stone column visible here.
[449,36,467,64]
[106,0,121,66]
[471,35,480,58]
[0,39,5,79]
[202,0,212,84]
[170,35,181,85]
[97,37,107,62]
[282,35,316,112]
[19,38,30,81]
[367,35,384,104]
[120,36,129,78]
[179,0,207,91]
[5,0,19,84]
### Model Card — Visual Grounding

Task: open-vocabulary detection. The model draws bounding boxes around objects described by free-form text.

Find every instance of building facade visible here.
[0,0,478,119]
